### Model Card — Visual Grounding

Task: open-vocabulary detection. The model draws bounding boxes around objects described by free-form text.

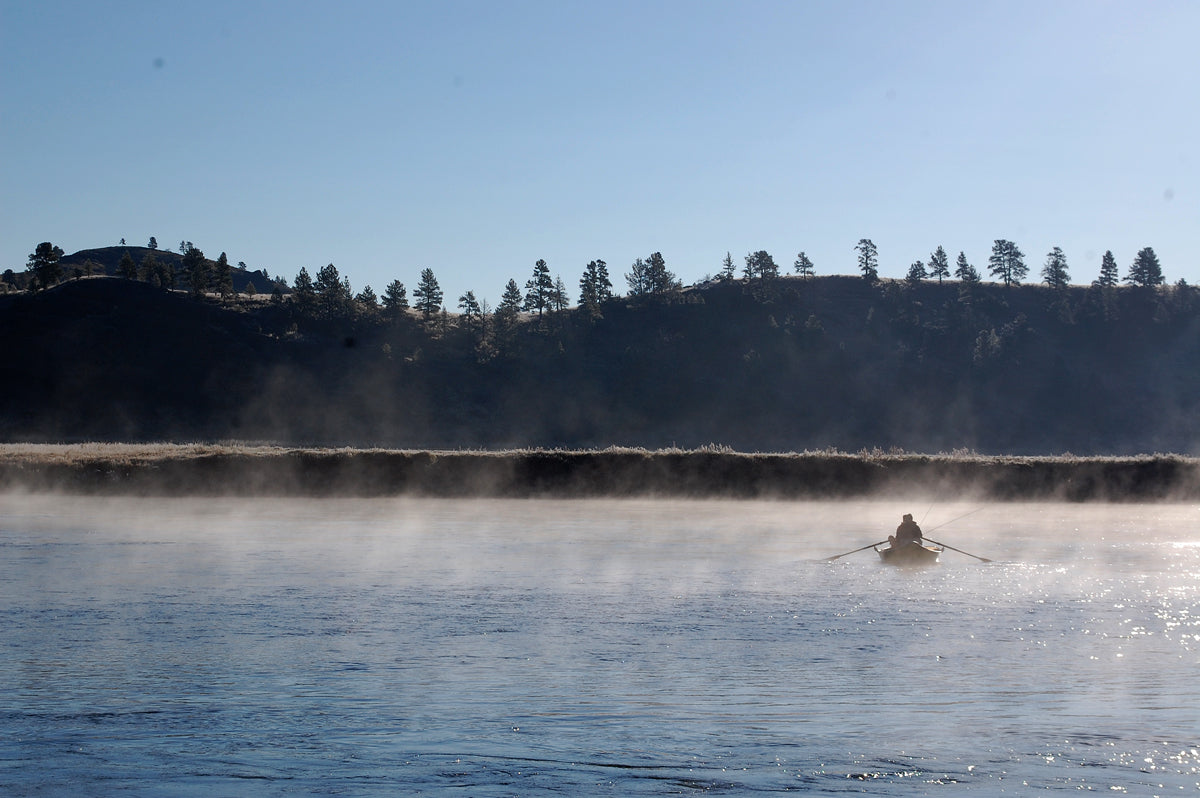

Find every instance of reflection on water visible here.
[1,496,1198,795]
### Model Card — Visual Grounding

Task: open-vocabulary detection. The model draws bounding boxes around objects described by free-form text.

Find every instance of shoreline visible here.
[1,444,1197,501]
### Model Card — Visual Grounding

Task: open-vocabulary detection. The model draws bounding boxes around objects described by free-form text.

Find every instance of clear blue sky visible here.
[3,0,1197,307]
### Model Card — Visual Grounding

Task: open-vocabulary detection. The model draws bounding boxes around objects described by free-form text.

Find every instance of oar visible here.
[824,540,889,561]
[924,537,993,563]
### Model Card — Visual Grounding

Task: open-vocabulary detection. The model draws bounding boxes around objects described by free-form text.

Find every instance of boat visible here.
[875,542,942,566]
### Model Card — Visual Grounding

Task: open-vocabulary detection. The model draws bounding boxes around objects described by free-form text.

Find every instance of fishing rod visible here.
[922,505,986,535]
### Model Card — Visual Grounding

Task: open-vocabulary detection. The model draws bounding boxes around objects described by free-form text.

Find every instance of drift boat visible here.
[874,542,942,566]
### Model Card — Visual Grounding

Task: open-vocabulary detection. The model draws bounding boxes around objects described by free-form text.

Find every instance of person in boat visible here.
[888,513,923,548]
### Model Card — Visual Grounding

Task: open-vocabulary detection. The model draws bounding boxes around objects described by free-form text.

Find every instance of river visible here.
[1,496,1197,795]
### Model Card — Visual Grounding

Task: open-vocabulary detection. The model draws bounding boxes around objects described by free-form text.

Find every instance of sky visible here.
[3,0,1197,307]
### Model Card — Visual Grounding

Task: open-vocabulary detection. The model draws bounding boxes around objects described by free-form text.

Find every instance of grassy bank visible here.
[1,444,1197,501]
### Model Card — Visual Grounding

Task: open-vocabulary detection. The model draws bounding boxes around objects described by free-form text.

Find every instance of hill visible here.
[1,271,1198,454]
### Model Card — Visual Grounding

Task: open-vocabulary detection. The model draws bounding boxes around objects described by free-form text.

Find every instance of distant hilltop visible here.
[1,258,1197,455]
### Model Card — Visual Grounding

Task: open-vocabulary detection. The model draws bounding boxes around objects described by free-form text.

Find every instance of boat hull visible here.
[876,543,941,566]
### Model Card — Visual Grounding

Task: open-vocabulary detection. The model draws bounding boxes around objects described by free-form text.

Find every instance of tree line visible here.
[18,235,1176,320]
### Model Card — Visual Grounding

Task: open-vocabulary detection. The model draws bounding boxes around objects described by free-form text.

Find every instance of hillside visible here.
[2,270,1198,454]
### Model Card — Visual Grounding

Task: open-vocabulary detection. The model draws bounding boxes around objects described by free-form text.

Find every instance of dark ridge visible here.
[2,272,1198,455]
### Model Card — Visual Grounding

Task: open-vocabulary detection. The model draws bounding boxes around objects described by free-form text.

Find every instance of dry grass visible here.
[1,443,1197,500]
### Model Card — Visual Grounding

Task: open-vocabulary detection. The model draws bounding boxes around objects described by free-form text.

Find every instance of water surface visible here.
[2,497,1198,795]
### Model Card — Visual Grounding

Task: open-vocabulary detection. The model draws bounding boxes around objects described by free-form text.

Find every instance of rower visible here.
[888,513,923,548]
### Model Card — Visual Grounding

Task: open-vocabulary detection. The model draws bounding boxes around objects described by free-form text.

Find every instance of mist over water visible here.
[2,496,1198,795]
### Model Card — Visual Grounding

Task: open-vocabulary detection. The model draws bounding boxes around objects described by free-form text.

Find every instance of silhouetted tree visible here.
[1096,250,1119,287]
[625,257,650,296]
[906,260,927,283]
[988,239,1027,286]
[1125,247,1164,286]
[118,250,137,279]
[793,251,815,279]
[928,246,950,282]
[182,246,208,296]
[214,252,234,298]
[524,259,553,316]
[1041,246,1070,290]
[356,285,378,308]
[855,239,878,282]
[292,267,316,314]
[643,251,680,294]
[493,278,524,351]
[719,252,737,282]
[26,242,64,290]
[579,259,613,319]
[955,251,980,283]
[314,263,351,319]
[551,275,569,312]
[382,280,409,315]
[413,267,443,319]
[148,236,158,250]
[743,250,779,286]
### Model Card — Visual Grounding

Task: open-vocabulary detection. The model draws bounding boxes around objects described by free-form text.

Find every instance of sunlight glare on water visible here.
[1,496,1198,795]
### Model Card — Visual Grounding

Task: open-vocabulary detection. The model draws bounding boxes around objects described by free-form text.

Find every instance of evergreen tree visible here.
[579,259,613,318]
[928,246,950,282]
[214,252,234,298]
[1097,250,1119,287]
[182,246,208,296]
[906,260,927,283]
[793,251,815,279]
[314,263,352,319]
[292,267,316,314]
[413,267,443,319]
[644,252,679,294]
[988,239,1027,286]
[139,251,158,284]
[148,236,158,250]
[625,257,650,297]
[743,250,779,285]
[382,280,409,314]
[551,275,569,312]
[356,285,378,307]
[1125,246,1164,286]
[719,252,737,282]
[1041,246,1070,290]
[118,250,137,280]
[855,239,879,282]
[524,258,554,315]
[26,241,64,289]
[955,251,980,283]
[494,278,524,349]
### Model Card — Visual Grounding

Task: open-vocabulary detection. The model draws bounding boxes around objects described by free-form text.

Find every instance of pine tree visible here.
[644,252,679,294]
[182,246,208,296]
[719,252,736,282]
[382,280,409,314]
[906,260,927,283]
[793,251,815,279]
[413,267,443,319]
[118,250,138,280]
[26,241,65,289]
[928,246,950,282]
[1125,247,1164,286]
[988,239,1027,286]
[214,252,234,298]
[855,239,878,282]
[1096,250,1119,287]
[1041,246,1070,290]
[579,259,613,316]
[524,259,553,315]
[625,258,650,297]
[292,267,316,314]
[955,251,979,283]
[743,251,778,286]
